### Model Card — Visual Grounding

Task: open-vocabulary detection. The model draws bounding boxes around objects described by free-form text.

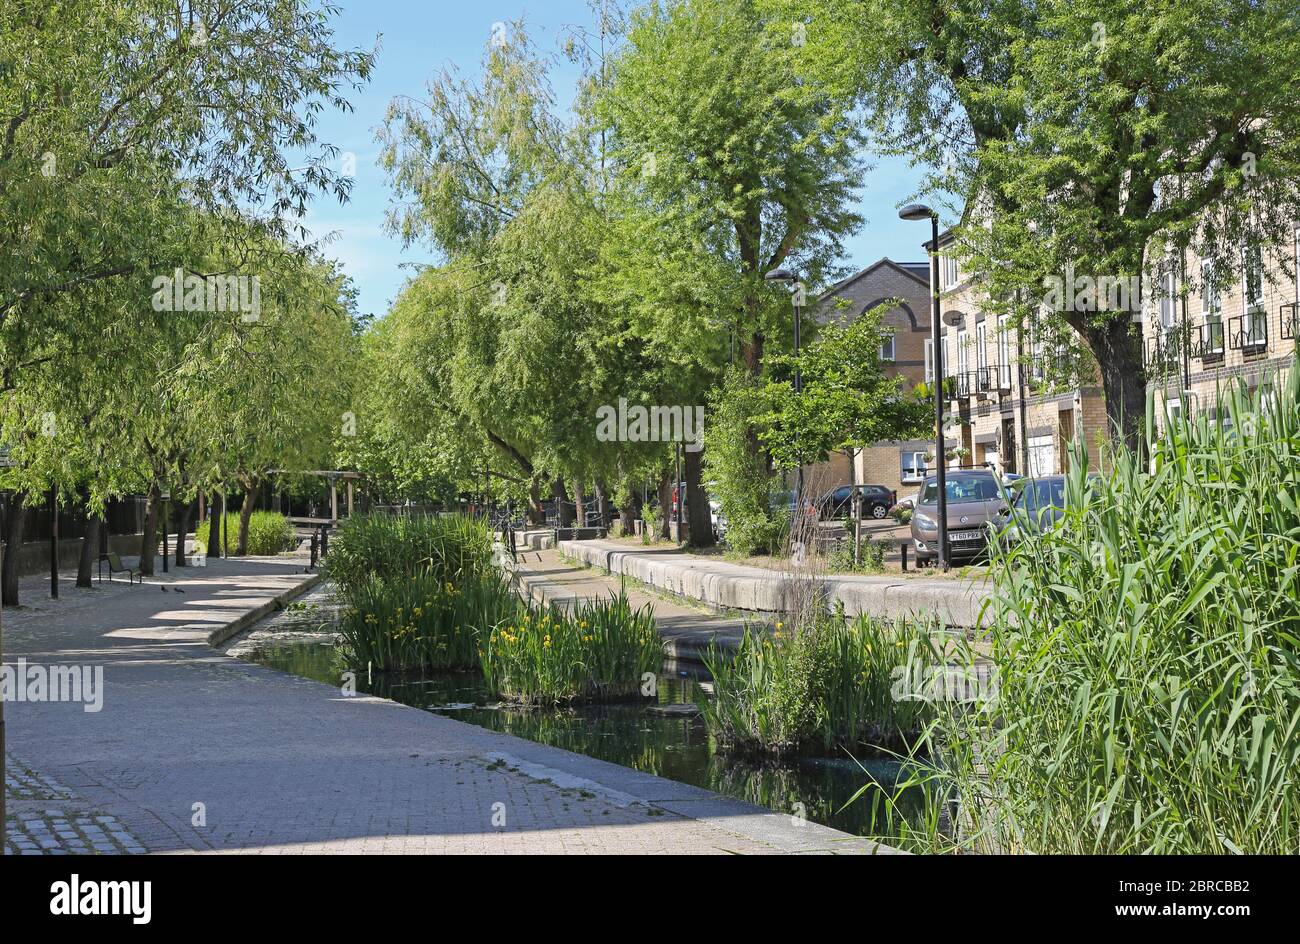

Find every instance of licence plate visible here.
[949,530,983,542]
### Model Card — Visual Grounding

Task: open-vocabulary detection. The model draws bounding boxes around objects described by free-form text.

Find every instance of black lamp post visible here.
[764,267,805,511]
[899,203,950,571]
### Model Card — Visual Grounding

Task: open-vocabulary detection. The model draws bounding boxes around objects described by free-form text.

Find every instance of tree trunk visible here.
[617,473,642,533]
[850,449,862,568]
[139,483,161,576]
[2,495,27,606]
[176,497,195,565]
[553,477,575,528]
[205,496,220,561]
[236,480,258,555]
[1090,318,1147,458]
[684,448,714,548]
[656,472,672,540]
[573,478,586,528]
[76,513,102,588]
[527,478,544,525]
[594,476,611,528]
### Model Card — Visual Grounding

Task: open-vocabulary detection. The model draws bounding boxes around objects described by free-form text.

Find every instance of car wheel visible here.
[870,504,888,519]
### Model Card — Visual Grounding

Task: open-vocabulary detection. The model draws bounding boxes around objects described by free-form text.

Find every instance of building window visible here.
[923,338,934,383]
[941,255,958,289]
[1200,257,1223,354]
[998,314,1011,389]
[1241,242,1265,347]
[880,333,896,361]
[956,329,968,376]
[976,321,987,374]
[900,451,928,483]
[1159,268,1178,331]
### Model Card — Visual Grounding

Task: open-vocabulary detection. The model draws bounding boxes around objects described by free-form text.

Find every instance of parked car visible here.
[990,474,1098,546]
[909,469,1010,565]
[815,484,897,520]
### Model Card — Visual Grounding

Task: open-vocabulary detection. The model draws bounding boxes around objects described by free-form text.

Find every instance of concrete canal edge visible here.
[559,539,994,629]
[205,571,325,646]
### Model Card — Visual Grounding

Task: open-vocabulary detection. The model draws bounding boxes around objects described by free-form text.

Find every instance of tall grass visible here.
[699,611,939,758]
[325,514,494,600]
[480,593,662,706]
[898,364,1300,854]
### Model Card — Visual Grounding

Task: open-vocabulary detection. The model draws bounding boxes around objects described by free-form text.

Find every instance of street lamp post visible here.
[899,204,950,571]
[764,267,805,511]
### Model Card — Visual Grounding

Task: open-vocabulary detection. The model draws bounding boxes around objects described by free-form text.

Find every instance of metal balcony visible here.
[1191,321,1225,360]
[1228,313,1268,353]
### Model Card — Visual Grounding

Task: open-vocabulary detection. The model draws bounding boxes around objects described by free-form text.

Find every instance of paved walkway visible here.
[3,553,891,854]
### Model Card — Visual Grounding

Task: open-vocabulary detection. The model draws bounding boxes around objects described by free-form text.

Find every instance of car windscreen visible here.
[918,476,1000,504]
[1016,479,1067,516]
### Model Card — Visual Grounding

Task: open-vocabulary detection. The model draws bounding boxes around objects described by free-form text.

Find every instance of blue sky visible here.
[302,1,934,318]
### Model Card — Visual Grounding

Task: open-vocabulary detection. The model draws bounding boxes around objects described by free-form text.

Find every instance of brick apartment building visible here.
[1142,230,1299,433]
[806,257,935,497]
[929,229,1110,479]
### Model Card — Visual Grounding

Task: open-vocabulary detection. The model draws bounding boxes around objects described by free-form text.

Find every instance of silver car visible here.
[910,470,1007,564]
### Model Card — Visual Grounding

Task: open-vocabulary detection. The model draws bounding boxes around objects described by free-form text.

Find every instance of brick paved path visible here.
[3,555,889,854]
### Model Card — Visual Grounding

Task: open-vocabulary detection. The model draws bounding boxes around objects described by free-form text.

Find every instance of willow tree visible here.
[0,1,372,405]
[379,22,631,522]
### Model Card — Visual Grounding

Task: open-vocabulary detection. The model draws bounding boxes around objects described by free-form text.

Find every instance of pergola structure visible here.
[266,469,365,526]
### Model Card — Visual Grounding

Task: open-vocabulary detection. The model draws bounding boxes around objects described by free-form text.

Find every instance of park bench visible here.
[104,551,143,585]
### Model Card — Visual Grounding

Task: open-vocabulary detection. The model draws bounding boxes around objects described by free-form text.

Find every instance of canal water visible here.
[225,585,920,838]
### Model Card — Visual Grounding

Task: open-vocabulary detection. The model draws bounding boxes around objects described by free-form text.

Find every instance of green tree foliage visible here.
[756,301,931,469]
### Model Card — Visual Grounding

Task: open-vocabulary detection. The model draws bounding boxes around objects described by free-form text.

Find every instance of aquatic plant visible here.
[698,611,940,758]
[480,593,662,706]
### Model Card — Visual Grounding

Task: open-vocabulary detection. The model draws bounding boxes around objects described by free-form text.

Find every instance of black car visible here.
[817,484,897,520]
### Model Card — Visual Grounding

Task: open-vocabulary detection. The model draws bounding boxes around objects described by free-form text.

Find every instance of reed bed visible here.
[699,611,940,758]
[879,364,1300,854]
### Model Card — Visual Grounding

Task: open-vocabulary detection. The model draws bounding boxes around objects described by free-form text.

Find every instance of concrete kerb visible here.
[205,571,324,646]
[559,539,993,630]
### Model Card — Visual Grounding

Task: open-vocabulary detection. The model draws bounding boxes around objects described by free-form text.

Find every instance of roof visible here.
[816,257,930,302]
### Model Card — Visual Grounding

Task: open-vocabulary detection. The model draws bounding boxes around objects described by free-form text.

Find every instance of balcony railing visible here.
[955,370,977,399]
[1282,302,1298,342]
[1191,320,1225,360]
[1228,312,1268,353]
[1144,325,1189,376]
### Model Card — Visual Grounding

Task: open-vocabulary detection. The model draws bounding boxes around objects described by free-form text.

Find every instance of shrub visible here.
[480,593,662,705]
[700,611,938,757]
[641,504,661,544]
[337,569,519,672]
[828,537,886,573]
[324,513,494,600]
[196,511,295,556]
[917,365,1300,853]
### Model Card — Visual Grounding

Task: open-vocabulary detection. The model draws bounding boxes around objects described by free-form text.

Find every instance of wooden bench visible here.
[104,551,143,585]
